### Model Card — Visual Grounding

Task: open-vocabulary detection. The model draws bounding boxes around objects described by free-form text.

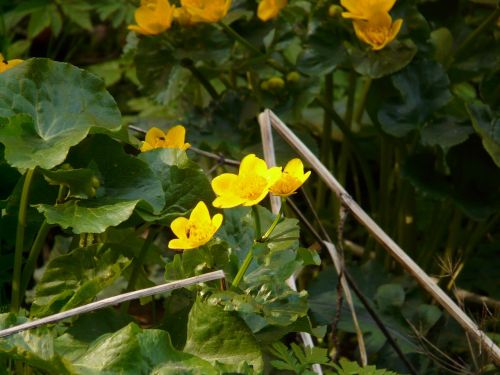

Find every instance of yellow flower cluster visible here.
[146,127,310,250]
[341,0,403,50]
[212,154,311,208]
[128,0,232,35]
[0,54,23,74]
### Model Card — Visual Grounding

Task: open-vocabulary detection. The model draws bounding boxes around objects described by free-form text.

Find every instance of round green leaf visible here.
[0,58,121,170]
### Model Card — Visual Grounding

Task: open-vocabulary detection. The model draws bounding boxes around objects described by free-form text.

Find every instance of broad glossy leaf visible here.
[41,167,100,200]
[31,243,132,317]
[348,39,417,79]
[0,313,72,374]
[0,58,121,170]
[378,59,451,137]
[36,200,139,234]
[184,298,263,373]
[374,284,406,312]
[466,102,500,167]
[73,323,217,374]
[420,117,473,150]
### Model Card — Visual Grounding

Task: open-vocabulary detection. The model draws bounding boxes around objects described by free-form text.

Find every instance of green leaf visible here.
[0,313,72,374]
[184,298,263,373]
[36,200,139,234]
[31,243,132,317]
[296,25,347,75]
[138,148,213,219]
[41,167,100,200]
[378,59,452,137]
[420,117,473,150]
[466,102,500,167]
[348,39,417,79]
[27,6,51,39]
[60,1,92,31]
[374,284,406,312]
[73,323,217,374]
[0,58,121,170]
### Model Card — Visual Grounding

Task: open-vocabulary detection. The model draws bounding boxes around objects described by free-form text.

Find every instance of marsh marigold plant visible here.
[180,0,231,24]
[0,54,23,73]
[128,0,175,36]
[341,0,403,50]
[257,0,288,22]
[168,201,223,250]
[212,154,281,208]
[269,159,311,197]
[140,126,191,152]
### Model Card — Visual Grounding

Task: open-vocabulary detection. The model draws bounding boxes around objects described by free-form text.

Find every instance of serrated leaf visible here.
[378,59,452,137]
[0,58,121,170]
[31,243,132,317]
[184,298,263,373]
[0,313,73,374]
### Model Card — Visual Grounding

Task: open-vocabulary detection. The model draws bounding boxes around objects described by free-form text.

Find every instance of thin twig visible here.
[0,271,225,338]
[263,109,500,365]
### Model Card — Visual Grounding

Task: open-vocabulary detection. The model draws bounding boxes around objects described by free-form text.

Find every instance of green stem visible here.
[452,6,500,63]
[232,203,284,288]
[20,220,51,295]
[252,206,262,239]
[231,246,253,288]
[344,71,357,127]
[11,168,36,313]
[121,227,158,313]
[353,77,372,125]
[181,59,220,100]
[218,21,287,73]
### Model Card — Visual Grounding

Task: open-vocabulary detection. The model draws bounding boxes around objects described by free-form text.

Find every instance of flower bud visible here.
[328,5,343,17]
[286,71,300,83]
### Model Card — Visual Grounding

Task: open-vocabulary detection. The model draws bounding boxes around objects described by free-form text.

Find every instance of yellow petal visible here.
[189,201,211,224]
[258,0,287,21]
[165,125,187,148]
[213,195,245,208]
[241,189,270,206]
[170,216,189,239]
[168,238,195,250]
[283,158,304,178]
[145,127,166,145]
[266,166,283,185]
[127,24,150,35]
[211,213,223,232]
[239,154,268,176]
[211,173,238,196]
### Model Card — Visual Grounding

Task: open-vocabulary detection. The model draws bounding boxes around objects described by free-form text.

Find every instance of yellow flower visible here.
[128,0,175,36]
[0,54,23,74]
[212,154,282,208]
[181,0,231,24]
[168,201,223,250]
[269,158,311,197]
[340,0,396,20]
[140,125,191,152]
[257,0,288,22]
[352,11,403,51]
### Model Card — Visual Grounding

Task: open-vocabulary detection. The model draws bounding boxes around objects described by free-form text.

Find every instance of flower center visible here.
[236,175,268,200]
[272,174,299,194]
[185,222,210,244]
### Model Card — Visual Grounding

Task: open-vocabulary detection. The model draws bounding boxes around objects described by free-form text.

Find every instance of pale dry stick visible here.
[0,271,225,339]
[258,113,323,375]
[259,111,368,367]
[262,109,500,365]
[322,242,368,366]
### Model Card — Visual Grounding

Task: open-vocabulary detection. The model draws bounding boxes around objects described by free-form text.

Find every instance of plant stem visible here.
[121,227,158,313]
[11,168,36,313]
[231,247,253,288]
[353,77,372,125]
[180,59,220,100]
[252,206,261,239]
[344,71,357,127]
[232,203,284,288]
[452,6,500,63]
[218,21,287,73]
[20,220,51,295]
[316,72,334,211]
